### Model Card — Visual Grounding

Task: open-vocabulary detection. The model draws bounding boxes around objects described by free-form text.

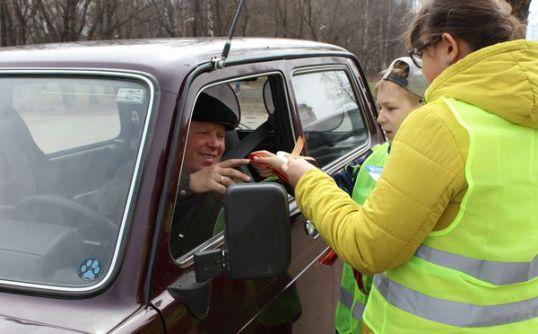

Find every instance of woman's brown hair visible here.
[406,0,524,52]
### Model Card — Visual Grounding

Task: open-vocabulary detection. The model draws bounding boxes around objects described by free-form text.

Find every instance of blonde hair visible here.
[376,67,423,105]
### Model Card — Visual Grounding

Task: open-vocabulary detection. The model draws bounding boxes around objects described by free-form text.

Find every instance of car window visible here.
[171,75,284,260]
[0,75,151,290]
[234,78,270,130]
[292,69,368,166]
[14,78,121,154]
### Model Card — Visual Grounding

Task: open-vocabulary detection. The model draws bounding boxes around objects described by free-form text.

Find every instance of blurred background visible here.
[527,0,538,39]
[0,0,534,78]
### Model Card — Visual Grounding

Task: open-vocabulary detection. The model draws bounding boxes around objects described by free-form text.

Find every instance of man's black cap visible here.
[192,92,239,130]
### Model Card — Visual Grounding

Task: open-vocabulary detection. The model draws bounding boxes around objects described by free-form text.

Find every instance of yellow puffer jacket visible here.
[296,39,538,277]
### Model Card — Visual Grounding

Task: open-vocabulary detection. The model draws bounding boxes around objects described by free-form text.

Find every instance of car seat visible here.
[0,108,51,205]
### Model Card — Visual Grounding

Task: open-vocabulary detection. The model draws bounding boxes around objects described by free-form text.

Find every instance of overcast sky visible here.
[528,0,538,40]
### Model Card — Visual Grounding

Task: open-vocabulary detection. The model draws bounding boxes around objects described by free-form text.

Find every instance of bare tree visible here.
[86,0,119,40]
[0,1,38,46]
[0,2,15,46]
[33,0,93,42]
[0,0,419,77]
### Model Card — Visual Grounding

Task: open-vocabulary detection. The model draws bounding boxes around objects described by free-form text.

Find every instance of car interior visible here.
[222,77,289,181]
[0,77,149,287]
[171,69,369,261]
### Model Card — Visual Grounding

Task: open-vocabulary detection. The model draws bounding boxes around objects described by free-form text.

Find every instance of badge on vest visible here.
[365,164,384,181]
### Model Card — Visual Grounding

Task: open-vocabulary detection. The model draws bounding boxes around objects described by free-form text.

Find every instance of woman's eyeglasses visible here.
[408,38,441,69]
[408,48,425,69]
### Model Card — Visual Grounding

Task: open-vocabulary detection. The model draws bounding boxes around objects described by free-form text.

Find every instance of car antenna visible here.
[211,0,245,70]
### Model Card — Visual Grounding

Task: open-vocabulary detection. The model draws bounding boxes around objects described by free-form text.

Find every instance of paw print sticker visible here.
[78,257,103,281]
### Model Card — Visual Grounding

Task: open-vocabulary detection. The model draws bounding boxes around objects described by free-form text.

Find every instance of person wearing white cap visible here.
[331,57,427,334]
[376,57,428,142]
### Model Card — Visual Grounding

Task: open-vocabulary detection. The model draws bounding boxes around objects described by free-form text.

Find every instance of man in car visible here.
[95,90,250,258]
[170,91,251,257]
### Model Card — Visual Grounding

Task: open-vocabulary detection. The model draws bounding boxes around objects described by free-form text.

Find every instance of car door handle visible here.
[304,219,320,239]
[288,198,319,239]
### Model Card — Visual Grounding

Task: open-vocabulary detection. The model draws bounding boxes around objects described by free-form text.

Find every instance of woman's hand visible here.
[284,157,318,186]
[251,151,318,187]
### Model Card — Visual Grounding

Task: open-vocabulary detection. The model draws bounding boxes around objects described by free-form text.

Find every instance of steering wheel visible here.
[14,194,117,231]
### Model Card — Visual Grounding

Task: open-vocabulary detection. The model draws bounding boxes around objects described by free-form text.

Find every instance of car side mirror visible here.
[194,182,290,282]
[224,182,290,279]
[168,183,290,320]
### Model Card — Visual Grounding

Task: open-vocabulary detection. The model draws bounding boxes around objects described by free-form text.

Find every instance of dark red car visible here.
[0,38,382,333]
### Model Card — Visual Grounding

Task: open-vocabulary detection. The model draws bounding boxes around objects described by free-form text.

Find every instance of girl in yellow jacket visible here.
[253,0,538,333]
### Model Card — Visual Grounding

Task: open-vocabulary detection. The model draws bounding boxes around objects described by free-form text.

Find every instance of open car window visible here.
[292,69,368,167]
[0,75,151,290]
[171,74,288,260]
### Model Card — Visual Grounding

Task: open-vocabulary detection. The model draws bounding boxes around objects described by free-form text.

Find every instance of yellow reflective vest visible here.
[363,98,538,333]
[335,143,389,334]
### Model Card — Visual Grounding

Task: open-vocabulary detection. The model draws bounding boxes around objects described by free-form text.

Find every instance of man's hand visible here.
[249,150,279,178]
[189,159,251,194]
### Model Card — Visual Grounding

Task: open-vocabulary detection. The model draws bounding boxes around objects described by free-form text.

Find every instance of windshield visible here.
[0,75,150,290]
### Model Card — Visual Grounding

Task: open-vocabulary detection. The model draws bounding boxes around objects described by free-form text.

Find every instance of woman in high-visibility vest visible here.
[332,57,427,334]
[253,0,538,333]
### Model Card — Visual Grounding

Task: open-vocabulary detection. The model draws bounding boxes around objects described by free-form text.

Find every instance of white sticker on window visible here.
[116,88,145,103]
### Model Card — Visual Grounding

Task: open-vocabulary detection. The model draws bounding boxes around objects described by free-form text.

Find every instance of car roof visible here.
[0,38,350,92]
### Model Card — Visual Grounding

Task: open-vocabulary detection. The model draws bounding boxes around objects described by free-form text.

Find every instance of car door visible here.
[149,55,381,333]
[244,59,380,333]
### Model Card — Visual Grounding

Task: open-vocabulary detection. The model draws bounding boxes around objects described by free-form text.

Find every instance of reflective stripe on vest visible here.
[415,244,538,285]
[339,286,354,309]
[339,286,367,320]
[352,295,366,320]
[363,97,538,333]
[374,274,538,327]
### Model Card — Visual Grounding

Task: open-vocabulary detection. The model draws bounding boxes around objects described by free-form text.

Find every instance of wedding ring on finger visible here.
[220,175,225,184]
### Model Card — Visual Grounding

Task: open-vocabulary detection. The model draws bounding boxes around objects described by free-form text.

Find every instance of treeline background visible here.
[0,0,531,77]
